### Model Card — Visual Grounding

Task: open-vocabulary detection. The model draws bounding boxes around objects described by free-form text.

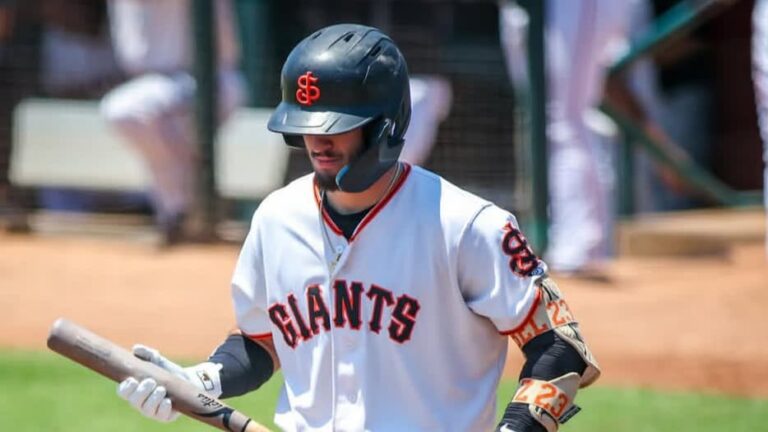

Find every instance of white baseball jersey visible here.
[107,0,239,75]
[232,164,547,431]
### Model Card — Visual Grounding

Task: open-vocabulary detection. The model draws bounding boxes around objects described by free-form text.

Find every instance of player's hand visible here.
[116,344,223,422]
[117,377,180,422]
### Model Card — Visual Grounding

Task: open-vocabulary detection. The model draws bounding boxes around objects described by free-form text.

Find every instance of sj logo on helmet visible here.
[296,71,321,106]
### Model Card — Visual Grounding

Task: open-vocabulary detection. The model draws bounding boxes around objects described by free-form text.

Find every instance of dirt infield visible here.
[2,226,767,398]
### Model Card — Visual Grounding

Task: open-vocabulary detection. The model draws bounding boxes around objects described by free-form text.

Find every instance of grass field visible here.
[1,349,766,431]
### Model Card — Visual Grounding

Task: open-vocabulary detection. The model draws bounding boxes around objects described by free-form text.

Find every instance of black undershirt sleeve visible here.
[208,333,275,399]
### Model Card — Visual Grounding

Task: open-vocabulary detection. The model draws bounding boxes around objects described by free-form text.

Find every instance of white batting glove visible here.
[116,344,223,423]
[117,377,180,422]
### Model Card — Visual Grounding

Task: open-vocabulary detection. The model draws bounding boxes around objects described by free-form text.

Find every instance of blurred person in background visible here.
[38,0,119,99]
[500,0,666,278]
[100,0,245,246]
[753,0,768,258]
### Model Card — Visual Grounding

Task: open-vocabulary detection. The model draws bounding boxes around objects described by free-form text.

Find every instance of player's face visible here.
[303,128,364,190]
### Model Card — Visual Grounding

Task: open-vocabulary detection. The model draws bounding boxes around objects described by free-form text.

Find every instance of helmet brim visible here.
[267,102,376,145]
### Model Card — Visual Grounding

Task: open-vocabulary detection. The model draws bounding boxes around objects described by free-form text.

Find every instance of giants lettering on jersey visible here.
[267,280,421,349]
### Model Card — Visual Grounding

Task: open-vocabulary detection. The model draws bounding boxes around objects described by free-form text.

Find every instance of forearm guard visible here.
[499,277,601,432]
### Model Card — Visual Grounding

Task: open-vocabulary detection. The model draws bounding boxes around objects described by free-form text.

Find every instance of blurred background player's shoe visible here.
[158,212,187,248]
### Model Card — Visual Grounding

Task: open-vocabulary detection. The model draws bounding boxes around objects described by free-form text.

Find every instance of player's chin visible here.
[314,171,340,191]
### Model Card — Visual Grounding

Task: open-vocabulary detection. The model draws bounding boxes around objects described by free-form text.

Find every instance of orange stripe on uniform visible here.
[244,331,273,341]
[499,286,542,336]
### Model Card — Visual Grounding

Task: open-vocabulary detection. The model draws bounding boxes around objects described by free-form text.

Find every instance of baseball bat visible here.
[46,318,271,432]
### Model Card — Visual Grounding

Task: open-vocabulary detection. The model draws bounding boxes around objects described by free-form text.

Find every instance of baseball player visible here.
[500,0,648,275]
[100,0,245,245]
[115,24,600,432]
[753,0,768,259]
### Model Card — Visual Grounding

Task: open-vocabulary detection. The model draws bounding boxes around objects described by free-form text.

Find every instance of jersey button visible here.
[343,336,356,349]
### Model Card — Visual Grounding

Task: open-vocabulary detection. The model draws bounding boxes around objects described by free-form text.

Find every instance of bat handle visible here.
[224,410,272,432]
[189,392,272,432]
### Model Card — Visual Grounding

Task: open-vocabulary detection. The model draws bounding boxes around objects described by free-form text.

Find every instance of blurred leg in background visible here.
[500,0,643,275]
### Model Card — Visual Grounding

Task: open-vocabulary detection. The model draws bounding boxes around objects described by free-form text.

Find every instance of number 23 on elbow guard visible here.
[512,376,581,425]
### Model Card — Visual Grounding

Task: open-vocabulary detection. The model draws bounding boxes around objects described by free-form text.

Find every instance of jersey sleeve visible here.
[457,204,546,333]
[231,210,272,339]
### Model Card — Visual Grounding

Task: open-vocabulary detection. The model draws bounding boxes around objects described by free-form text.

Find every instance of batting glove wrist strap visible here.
[184,362,224,398]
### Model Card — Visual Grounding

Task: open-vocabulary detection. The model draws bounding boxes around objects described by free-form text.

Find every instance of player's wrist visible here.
[496,402,547,432]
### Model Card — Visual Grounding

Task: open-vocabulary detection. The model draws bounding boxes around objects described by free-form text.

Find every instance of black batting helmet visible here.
[267,23,411,192]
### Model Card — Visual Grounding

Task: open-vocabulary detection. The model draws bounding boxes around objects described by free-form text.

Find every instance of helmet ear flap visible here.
[333,118,399,193]
[335,147,395,193]
[364,118,402,161]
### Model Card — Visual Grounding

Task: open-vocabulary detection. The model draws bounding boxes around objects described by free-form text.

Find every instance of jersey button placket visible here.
[328,241,349,278]
[326,236,350,430]
[331,246,362,431]
[334,355,362,430]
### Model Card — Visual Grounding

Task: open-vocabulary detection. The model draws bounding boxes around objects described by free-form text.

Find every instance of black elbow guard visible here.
[498,332,586,432]
[208,333,275,398]
[520,331,587,380]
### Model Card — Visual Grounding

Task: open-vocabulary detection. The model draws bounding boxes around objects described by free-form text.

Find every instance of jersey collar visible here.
[313,163,411,242]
